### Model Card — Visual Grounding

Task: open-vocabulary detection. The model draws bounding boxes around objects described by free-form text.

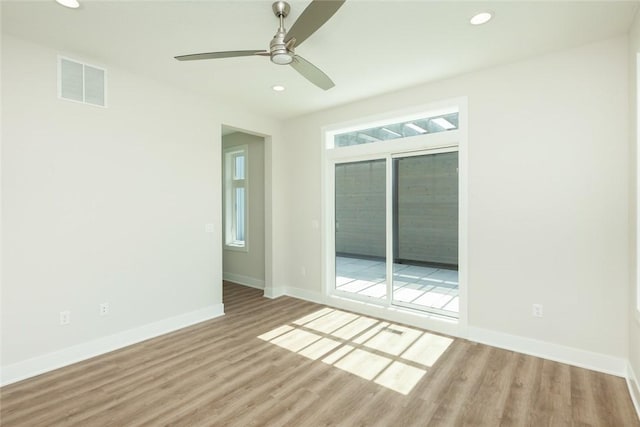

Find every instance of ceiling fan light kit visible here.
[174,0,345,90]
[270,1,294,65]
[55,0,80,9]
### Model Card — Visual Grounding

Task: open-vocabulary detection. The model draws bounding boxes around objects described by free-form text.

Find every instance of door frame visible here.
[220,124,272,299]
[389,148,460,316]
[320,97,468,338]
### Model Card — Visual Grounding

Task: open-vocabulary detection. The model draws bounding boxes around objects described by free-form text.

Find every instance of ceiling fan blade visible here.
[175,50,267,61]
[285,0,345,47]
[290,55,335,90]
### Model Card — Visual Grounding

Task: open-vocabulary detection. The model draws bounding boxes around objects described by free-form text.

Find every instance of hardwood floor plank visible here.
[458,347,519,425]
[1,282,638,427]
[589,368,638,427]
[420,341,493,425]
[528,359,573,426]
[499,353,543,426]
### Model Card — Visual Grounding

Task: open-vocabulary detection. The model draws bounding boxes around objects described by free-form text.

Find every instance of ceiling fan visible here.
[174,0,345,90]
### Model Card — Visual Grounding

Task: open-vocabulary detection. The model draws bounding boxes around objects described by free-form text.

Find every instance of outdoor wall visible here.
[1,34,281,383]
[281,36,630,362]
[334,152,459,266]
[335,160,386,258]
[396,152,458,266]
[222,132,266,288]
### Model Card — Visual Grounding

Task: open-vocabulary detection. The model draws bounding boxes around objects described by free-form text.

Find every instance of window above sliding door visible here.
[333,111,459,148]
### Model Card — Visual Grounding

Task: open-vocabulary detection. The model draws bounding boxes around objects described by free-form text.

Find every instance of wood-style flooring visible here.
[1,282,638,426]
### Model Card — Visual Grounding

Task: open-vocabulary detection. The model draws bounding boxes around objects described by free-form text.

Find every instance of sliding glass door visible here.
[332,150,459,318]
[391,151,459,316]
[334,159,387,300]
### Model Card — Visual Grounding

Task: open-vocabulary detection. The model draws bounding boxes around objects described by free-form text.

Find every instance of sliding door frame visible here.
[328,145,459,307]
[321,98,468,337]
[331,155,391,306]
[390,147,460,317]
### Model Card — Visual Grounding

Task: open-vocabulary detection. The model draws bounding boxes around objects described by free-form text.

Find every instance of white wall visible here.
[629,9,640,405]
[0,35,281,382]
[222,132,266,288]
[282,36,630,361]
[1,27,634,389]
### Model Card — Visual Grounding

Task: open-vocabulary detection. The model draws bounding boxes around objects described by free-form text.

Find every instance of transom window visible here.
[333,111,458,148]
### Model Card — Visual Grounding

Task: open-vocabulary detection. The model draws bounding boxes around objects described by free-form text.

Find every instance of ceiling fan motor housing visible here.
[270,29,293,65]
[270,1,293,65]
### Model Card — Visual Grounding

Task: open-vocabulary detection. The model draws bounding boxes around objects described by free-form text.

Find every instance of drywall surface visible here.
[282,36,629,358]
[0,35,280,368]
[222,132,266,286]
[629,10,640,387]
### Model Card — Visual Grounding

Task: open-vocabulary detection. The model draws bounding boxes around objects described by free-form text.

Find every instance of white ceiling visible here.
[2,0,638,120]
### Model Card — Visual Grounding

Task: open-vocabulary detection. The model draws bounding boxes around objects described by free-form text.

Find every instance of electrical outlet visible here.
[99,302,109,316]
[301,266,306,277]
[532,304,543,318]
[205,223,215,233]
[60,310,71,325]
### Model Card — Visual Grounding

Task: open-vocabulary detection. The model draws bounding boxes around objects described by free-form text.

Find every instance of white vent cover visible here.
[58,57,106,107]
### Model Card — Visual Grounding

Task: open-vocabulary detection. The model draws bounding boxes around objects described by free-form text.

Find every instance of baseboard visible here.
[628,362,640,420]
[468,326,627,377]
[223,272,265,289]
[263,286,286,299]
[284,286,325,304]
[0,303,225,387]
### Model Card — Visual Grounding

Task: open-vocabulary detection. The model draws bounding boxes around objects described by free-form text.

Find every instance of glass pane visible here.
[60,59,83,102]
[234,155,245,180]
[235,187,245,242]
[335,159,387,299]
[334,112,458,148]
[392,152,459,317]
[84,65,105,106]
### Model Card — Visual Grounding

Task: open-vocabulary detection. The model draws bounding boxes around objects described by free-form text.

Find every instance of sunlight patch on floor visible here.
[258,308,453,395]
[331,347,390,380]
[375,361,427,395]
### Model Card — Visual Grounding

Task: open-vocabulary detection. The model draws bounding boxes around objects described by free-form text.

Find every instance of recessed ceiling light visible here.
[470,12,492,25]
[272,85,285,92]
[55,0,80,8]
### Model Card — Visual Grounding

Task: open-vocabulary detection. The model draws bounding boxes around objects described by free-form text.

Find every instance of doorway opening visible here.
[221,126,267,292]
[324,101,466,325]
[334,150,459,317]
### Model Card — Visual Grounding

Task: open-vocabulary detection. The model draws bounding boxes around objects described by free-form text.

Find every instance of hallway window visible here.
[225,146,248,249]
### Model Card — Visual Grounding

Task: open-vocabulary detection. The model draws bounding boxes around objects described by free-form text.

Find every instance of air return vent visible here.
[58,57,106,107]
